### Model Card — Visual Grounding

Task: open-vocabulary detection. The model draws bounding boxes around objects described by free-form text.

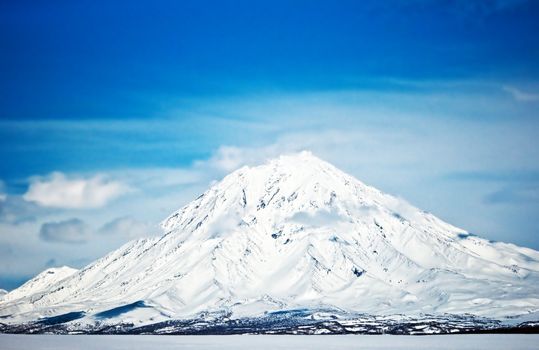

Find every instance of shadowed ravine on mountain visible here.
[1,152,538,334]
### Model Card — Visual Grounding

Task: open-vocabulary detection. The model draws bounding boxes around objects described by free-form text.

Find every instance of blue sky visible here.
[1,0,539,290]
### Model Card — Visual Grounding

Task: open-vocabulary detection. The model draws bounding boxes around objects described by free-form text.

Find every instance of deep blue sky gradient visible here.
[1,1,538,178]
[2,1,539,118]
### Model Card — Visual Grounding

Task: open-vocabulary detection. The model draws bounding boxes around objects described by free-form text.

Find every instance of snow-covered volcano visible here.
[1,152,539,331]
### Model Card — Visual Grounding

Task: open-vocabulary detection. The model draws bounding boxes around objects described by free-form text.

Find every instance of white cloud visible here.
[289,207,346,227]
[206,212,243,239]
[99,216,158,238]
[196,144,302,174]
[39,218,89,244]
[383,196,424,223]
[503,85,539,102]
[0,180,6,202]
[109,168,202,190]
[0,196,47,225]
[200,146,247,172]
[23,172,130,209]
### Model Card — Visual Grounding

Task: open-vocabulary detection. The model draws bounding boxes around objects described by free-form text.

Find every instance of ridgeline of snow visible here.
[1,152,538,326]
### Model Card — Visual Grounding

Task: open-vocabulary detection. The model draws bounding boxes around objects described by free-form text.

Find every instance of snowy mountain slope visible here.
[1,151,538,329]
[2,267,78,303]
[0,267,78,318]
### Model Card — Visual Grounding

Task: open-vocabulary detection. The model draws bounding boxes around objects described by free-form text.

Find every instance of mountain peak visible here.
[269,150,337,171]
[161,150,375,233]
[229,151,334,180]
[271,150,322,164]
[2,153,539,329]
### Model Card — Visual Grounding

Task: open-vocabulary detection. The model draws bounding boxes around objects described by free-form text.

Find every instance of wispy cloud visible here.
[0,180,6,202]
[23,172,130,209]
[0,196,50,225]
[39,218,89,244]
[40,216,156,245]
[485,185,539,204]
[503,85,539,102]
[444,170,539,205]
[98,216,157,238]
[444,170,539,183]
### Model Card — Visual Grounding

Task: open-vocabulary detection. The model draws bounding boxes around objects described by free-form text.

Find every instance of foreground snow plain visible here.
[1,334,539,350]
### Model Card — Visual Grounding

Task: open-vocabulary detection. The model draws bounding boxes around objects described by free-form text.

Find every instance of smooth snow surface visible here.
[1,334,539,350]
[1,152,539,326]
